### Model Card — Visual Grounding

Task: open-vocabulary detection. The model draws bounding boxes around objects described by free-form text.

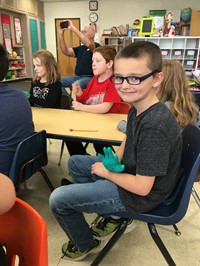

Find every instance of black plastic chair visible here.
[9,130,54,192]
[91,124,200,266]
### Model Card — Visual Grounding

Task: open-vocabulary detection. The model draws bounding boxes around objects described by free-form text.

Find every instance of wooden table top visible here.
[32,107,127,145]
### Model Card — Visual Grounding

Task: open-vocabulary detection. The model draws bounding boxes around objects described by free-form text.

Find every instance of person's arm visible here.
[72,101,113,113]
[72,83,83,97]
[116,136,126,162]
[29,82,35,106]
[91,162,155,196]
[0,173,16,215]
[58,27,75,57]
[68,20,95,51]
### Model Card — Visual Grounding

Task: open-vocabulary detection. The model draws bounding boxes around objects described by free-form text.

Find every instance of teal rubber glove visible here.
[98,147,125,172]
[23,90,30,98]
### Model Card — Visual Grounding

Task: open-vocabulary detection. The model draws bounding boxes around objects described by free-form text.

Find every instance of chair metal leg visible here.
[148,223,176,266]
[173,224,181,236]
[39,169,54,192]
[58,140,65,166]
[91,219,129,266]
[191,186,200,208]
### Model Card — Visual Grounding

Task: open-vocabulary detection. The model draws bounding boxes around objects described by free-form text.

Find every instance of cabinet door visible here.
[55,18,80,77]
[29,18,39,52]
[16,0,27,13]
[28,0,37,16]
[37,1,44,19]
[2,0,16,9]
[190,10,200,36]
[39,21,46,49]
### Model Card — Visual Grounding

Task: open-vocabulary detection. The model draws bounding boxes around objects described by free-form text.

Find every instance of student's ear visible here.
[152,71,164,88]
[107,60,114,69]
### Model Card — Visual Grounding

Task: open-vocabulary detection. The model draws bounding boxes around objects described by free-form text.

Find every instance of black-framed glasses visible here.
[110,70,159,85]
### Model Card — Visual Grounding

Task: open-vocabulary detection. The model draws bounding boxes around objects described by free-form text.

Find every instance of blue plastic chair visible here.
[9,130,54,192]
[91,124,200,266]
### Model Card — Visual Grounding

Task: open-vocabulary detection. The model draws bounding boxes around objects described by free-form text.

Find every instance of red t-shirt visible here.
[76,75,121,113]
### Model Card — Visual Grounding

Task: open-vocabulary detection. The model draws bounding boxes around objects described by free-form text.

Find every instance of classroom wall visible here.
[44,0,200,58]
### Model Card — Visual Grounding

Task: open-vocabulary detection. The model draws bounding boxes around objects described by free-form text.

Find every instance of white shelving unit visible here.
[5,46,27,82]
[101,36,200,77]
[101,36,127,52]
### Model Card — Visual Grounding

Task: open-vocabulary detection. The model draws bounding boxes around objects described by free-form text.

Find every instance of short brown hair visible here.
[115,41,162,72]
[93,45,117,64]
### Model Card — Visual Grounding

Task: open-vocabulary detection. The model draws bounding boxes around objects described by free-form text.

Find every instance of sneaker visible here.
[91,216,136,240]
[61,239,102,261]
[61,179,72,186]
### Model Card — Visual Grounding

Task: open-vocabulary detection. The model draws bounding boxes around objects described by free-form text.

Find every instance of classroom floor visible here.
[16,139,200,266]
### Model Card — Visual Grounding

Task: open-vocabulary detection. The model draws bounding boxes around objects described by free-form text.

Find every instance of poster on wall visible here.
[1,14,12,55]
[14,17,23,45]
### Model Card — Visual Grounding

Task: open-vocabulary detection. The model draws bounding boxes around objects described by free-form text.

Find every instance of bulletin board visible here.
[29,18,39,52]
[1,14,12,54]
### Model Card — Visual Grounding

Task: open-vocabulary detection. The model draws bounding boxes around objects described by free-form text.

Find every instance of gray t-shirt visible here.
[118,102,182,213]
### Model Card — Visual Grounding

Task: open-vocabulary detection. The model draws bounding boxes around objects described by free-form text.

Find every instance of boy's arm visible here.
[91,163,155,196]
[72,102,113,113]
[116,136,126,162]
[72,83,83,97]
[107,172,155,196]
[93,135,155,196]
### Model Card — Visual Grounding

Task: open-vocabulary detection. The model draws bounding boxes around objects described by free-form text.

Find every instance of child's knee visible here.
[68,155,82,172]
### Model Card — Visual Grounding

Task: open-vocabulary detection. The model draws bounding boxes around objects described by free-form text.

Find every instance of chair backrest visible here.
[119,102,131,114]
[60,94,71,110]
[0,198,48,266]
[159,124,200,223]
[9,130,48,187]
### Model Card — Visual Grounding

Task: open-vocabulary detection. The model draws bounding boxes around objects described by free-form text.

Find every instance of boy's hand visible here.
[72,83,83,97]
[98,147,125,172]
[71,101,83,111]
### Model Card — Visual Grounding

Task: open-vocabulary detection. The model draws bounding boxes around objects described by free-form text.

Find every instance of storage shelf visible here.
[9,68,25,71]
[8,58,25,61]
[3,77,27,82]
[6,47,27,80]
[101,36,200,77]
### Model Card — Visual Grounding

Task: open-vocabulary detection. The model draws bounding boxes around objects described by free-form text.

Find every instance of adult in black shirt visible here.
[58,20,100,94]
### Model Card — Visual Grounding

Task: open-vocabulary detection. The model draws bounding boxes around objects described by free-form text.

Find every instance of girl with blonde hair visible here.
[157,59,199,128]
[29,49,62,108]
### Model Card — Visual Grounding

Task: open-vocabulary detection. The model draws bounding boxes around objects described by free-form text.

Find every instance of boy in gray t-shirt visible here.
[49,41,182,261]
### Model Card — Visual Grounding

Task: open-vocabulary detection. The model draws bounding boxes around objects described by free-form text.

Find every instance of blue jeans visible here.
[49,155,126,252]
[61,76,92,95]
